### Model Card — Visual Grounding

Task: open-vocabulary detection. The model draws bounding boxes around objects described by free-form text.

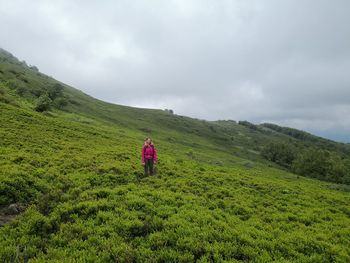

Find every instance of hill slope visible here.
[1,48,350,262]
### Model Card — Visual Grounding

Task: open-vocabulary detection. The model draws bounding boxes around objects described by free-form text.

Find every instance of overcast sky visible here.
[1,0,350,142]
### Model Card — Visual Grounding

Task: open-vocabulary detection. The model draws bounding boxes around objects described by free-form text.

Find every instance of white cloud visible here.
[1,0,350,142]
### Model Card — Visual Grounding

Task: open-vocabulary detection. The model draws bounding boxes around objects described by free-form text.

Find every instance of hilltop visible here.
[0,48,349,262]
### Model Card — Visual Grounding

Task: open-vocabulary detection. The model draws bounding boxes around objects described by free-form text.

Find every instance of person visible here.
[141,137,157,176]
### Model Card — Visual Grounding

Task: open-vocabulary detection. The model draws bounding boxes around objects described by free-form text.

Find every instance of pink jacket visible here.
[142,143,157,162]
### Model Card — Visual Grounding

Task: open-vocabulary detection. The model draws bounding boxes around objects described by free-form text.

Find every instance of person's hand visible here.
[154,161,157,165]
[141,162,145,166]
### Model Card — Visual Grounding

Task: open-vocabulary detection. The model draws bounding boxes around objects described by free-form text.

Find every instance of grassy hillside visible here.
[1,48,350,262]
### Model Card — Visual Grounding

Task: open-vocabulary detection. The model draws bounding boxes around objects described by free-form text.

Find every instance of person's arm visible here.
[153,147,157,163]
[141,146,145,164]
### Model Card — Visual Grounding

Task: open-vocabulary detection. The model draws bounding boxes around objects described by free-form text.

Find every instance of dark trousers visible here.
[144,158,154,175]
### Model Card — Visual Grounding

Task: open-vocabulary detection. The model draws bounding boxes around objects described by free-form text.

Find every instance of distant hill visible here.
[1,48,349,262]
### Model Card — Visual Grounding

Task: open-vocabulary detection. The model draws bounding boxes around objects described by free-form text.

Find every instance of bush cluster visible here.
[262,142,350,184]
[0,103,349,262]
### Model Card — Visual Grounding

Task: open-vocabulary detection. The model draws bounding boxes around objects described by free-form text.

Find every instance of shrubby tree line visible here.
[5,79,68,112]
[262,142,350,184]
[238,120,259,131]
[34,83,68,112]
[261,142,296,169]
[261,123,316,141]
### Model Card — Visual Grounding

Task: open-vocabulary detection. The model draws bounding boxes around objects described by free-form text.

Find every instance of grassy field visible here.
[1,48,350,262]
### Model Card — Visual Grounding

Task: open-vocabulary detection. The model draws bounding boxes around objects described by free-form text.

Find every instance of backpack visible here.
[143,144,155,159]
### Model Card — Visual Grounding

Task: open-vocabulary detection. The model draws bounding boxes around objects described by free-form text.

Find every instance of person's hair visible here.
[144,137,154,145]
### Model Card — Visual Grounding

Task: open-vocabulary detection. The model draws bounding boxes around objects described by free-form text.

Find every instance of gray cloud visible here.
[1,0,350,142]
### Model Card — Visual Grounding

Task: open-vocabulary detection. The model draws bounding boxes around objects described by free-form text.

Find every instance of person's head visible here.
[145,137,152,145]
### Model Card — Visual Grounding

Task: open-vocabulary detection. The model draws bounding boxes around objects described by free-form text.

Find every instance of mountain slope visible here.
[1,49,350,262]
[1,47,350,177]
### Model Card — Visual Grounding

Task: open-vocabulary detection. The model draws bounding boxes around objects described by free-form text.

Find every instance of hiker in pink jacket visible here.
[141,137,157,176]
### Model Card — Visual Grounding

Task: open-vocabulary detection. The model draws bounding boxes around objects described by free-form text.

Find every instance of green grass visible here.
[1,48,350,262]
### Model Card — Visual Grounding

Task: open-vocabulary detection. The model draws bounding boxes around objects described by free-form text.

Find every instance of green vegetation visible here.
[292,148,350,184]
[1,48,350,262]
[261,142,350,184]
[261,142,297,169]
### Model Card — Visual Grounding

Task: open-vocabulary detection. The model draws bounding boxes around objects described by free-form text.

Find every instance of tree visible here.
[238,121,258,130]
[292,148,329,180]
[291,148,349,183]
[54,97,68,109]
[261,142,297,168]
[30,65,39,71]
[48,83,63,100]
[35,94,52,112]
